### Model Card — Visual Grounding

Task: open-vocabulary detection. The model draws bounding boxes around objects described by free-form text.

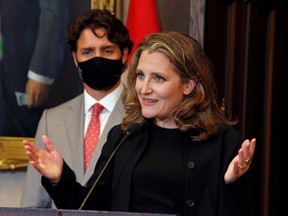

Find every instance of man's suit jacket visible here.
[21,92,125,208]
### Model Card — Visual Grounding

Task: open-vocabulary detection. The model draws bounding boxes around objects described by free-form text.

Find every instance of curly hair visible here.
[66,9,133,54]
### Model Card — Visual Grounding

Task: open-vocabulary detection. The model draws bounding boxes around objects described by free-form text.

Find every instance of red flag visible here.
[126,0,160,60]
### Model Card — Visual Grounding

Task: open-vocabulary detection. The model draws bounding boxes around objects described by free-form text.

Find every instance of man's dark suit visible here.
[0,0,69,136]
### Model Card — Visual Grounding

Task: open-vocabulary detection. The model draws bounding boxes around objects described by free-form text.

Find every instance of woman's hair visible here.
[66,9,133,54]
[122,31,236,141]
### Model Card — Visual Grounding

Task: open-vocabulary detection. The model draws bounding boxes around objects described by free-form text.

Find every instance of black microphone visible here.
[78,120,146,210]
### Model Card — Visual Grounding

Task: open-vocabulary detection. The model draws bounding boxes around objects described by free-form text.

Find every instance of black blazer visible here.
[43,120,254,216]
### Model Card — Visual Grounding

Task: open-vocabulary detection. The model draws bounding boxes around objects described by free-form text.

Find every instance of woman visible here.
[24,31,256,216]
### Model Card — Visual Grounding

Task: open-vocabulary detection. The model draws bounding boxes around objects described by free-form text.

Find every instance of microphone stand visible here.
[78,121,145,210]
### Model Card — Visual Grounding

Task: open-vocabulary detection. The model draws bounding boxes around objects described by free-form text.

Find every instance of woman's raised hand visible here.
[224,138,256,184]
[23,135,63,182]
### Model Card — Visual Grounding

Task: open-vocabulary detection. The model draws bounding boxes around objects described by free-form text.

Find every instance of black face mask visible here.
[77,57,124,90]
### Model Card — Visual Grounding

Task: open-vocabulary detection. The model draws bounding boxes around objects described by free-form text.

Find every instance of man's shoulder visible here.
[49,93,83,110]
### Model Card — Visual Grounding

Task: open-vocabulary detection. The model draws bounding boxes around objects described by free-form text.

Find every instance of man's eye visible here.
[103,49,113,55]
[82,51,92,55]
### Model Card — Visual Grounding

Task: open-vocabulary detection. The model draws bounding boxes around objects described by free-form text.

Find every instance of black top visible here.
[131,124,185,214]
[42,120,254,216]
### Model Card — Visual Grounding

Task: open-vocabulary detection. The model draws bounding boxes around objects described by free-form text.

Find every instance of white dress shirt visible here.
[84,84,124,136]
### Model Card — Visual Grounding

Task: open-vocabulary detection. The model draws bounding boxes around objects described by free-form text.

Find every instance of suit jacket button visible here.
[187,161,195,169]
[187,199,194,207]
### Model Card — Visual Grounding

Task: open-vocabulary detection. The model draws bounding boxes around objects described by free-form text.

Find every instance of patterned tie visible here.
[84,103,104,171]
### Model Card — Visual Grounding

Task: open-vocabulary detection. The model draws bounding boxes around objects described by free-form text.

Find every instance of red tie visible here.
[84,103,104,171]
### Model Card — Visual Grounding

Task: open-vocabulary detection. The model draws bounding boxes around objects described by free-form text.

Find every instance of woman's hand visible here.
[23,135,63,182]
[224,138,256,184]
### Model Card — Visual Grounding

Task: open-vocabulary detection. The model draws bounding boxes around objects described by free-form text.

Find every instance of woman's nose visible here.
[141,81,152,94]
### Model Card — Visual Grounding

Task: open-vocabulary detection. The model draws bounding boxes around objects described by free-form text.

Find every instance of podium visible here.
[0,207,176,216]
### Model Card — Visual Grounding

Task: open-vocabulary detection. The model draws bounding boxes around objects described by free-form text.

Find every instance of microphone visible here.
[78,120,146,210]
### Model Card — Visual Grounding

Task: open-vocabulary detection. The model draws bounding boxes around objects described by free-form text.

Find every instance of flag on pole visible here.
[126,0,160,60]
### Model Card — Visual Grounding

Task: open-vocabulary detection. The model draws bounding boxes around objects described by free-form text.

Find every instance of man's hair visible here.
[66,9,133,53]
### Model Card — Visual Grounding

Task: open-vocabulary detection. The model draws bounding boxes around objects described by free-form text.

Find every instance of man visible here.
[21,9,133,208]
[0,0,69,137]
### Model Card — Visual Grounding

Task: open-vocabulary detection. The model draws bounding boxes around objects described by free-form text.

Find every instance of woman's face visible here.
[135,50,195,128]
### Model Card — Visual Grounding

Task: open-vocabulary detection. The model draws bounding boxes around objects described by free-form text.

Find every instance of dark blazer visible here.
[43,120,254,216]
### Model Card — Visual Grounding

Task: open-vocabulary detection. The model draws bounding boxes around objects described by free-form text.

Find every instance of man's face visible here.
[73,27,127,65]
